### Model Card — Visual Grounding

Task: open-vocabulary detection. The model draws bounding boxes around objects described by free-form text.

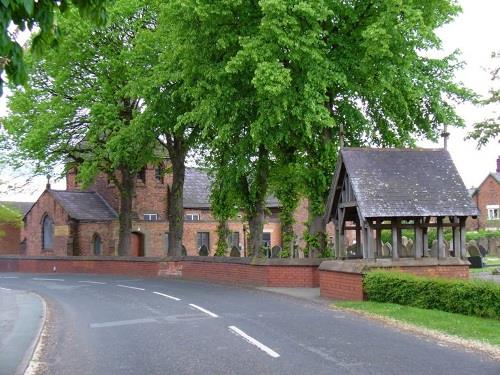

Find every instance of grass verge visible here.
[335,301,500,347]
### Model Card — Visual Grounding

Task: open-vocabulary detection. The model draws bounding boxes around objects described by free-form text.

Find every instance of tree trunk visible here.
[117,168,135,256]
[168,150,186,257]
[247,145,269,257]
[307,205,327,257]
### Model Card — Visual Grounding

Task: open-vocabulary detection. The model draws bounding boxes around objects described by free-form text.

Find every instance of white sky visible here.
[0,0,499,202]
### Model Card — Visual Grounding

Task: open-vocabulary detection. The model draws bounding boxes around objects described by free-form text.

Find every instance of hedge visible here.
[363,271,500,320]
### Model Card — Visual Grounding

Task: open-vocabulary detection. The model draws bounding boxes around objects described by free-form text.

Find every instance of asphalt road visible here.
[0,273,498,375]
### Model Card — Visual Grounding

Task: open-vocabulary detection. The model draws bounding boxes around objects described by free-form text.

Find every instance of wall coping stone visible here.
[319,257,470,274]
[0,255,322,267]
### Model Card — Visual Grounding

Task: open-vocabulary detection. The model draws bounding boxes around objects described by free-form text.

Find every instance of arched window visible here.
[93,234,102,256]
[42,215,54,250]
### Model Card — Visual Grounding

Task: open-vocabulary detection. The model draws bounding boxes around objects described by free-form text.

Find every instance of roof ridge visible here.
[93,191,118,217]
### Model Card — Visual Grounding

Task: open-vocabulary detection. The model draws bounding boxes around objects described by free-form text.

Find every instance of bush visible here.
[364,271,500,320]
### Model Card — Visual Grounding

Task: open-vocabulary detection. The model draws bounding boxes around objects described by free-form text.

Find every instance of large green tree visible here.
[0,0,109,95]
[163,0,472,257]
[2,0,156,256]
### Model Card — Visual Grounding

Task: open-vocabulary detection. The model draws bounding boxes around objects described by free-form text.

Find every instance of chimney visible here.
[46,174,51,190]
[497,156,500,173]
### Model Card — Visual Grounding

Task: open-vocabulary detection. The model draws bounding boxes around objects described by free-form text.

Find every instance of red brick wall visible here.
[467,174,500,230]
[319,264,470,301]
[320,271,364,300]
[0,224,21,255]
[24,191,72,256]
[77,222,115,256]
[0,256,320,287]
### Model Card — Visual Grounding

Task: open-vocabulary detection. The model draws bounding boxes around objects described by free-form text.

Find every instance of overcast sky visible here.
[0,0,499,202]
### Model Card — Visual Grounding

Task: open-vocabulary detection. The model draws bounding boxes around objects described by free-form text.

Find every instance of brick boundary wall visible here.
[0,256,321,287]
[319,258,470,301]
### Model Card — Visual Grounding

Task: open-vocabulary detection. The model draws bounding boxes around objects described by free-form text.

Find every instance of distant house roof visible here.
[470,172,500,197]
[183,168,280,209]
[0,201,34,216]
[326,148,479,221]
[49,190,117,221]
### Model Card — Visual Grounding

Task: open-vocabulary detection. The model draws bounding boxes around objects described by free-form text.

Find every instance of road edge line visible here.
[22,292,47,375]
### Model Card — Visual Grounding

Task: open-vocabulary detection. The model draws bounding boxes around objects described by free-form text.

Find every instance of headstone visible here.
[401,237,413,257]
[466,242,481,257]
[229,246,240,257]
[181,245,187,256]
[478,244,488,258]
[271,246,282,258]
[381,242,392,257]
[430,240,438,257]
[346,243,358,257]
[199,245,209,256]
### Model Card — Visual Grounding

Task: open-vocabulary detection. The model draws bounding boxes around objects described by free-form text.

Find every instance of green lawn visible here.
[335,301,500,347]
[469,256,500,274]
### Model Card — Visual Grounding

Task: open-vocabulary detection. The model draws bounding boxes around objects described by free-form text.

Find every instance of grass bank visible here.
[336,301,500,347]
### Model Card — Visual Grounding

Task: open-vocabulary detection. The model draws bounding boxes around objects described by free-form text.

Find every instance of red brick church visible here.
[21,166,311,257]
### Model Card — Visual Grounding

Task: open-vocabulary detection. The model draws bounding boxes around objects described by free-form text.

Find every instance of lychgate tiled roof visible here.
[50,190,117,221]
[183,168,280,209]
[339,148,479,219]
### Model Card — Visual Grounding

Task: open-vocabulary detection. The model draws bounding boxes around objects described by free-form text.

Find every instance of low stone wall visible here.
[0,256,321,287]
[319,258,470,301]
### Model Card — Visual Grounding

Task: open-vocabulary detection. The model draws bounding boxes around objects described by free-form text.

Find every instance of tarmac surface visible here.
[0,273,499,375]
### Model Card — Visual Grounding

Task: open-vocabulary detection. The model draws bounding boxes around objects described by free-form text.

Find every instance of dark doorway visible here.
[131,232,145,257]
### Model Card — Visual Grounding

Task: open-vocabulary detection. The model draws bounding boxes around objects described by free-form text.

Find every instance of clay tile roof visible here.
[0,201,34,216]
[49,190,117,221]
[183,168,280,209]
[340,148,479,218]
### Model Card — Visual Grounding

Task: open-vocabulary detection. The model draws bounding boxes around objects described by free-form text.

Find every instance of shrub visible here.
[364,270,500,320]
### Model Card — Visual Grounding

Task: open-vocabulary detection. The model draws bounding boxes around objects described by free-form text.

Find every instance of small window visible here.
[155,165,164,184]
[42,215,54,250]
[197,232,210,250]
[230,232,240,248]
[164,232,169,254]
[262,232,271,248]
[487,205,500,220]
[184,213,200,221]
[137,168,146,183]
[93,234,102,255]
[144,213,158,221]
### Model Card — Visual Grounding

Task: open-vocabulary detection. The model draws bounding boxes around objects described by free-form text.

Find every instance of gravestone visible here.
[230,246,240,257]
[199,245,209,256]
[467,241,481,257]
[430,240,438,257]
[181,245,187,256]
[478,244,488,257]
[271,246,282,258]
[381,242,392,257]
[346,243,358,257]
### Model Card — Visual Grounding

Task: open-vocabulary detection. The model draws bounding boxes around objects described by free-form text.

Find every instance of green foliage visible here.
[0,203,22,225]
[2,0,156,185]
[467,51,500,148]
[0,0,109,95]
[215,221,230,257]
[467,230,500,241]
[380,228,500,247]
[364,270,500,320]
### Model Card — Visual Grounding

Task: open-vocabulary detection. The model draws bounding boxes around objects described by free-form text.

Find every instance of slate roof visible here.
[49,190,117,221]
[329,148,479,219]
[0,201,34,216]
[183,168,280,208]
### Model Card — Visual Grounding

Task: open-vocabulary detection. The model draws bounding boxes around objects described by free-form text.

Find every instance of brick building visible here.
[467,156,500,231]
[0,201,33,255]
[23,166,304,257]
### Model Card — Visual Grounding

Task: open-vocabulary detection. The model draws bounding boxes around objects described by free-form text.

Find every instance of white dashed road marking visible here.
[153,291,181,301]
[228,326,280,358]
[78,281,107,285]
[0,287,12,291]
[0,276,18,279]
[32,278,65,282]
[90,318,157,328]
[189,304,218,318]
[117,284,145,291]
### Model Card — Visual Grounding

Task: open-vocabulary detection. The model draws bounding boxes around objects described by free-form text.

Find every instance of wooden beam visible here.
[366,224,374,259]
[414,218,422,259]
[437,217,445,259]
[392,219,399,260]
[356,223,361,257]
[339,201,357,208]
[375,219,381,258]
[452,217,460,258]
[459,217,467,259]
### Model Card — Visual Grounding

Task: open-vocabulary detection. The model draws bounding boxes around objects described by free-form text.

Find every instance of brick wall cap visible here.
[319,257,470,274]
